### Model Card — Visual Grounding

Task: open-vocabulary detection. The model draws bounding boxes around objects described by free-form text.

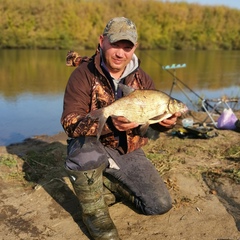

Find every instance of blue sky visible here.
[168,0,240,9]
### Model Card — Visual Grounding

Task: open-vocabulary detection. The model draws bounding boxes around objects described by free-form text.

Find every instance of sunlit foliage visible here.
[0,0,240,50]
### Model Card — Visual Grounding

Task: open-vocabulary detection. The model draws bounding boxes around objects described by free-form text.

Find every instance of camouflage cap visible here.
[103,17,138,45]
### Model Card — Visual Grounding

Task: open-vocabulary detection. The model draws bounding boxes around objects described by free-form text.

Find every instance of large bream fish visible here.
[88,84,188,139]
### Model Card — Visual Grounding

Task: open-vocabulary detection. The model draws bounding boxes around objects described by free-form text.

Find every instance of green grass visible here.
[0,155,18,168]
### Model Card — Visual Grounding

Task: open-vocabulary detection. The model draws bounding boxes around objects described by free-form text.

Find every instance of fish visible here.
[88,83,188,139]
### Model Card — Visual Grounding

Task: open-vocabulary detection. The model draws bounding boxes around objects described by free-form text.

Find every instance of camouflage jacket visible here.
[61,50,157,154]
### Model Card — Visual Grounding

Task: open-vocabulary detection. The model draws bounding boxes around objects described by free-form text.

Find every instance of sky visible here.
[168,0,240,9]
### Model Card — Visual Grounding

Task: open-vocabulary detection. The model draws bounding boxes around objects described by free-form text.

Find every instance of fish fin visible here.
[139,123,150,136]
[118,83,135,96]
[88,109,107,140]
[149,113,172,122]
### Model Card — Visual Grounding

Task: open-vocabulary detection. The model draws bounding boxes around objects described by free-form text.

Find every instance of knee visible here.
[65,137,109,171]
[136,195,172,215]
[144,202,172,215]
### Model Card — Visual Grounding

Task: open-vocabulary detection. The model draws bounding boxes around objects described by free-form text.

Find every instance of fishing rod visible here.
[144,51,217,111]
[163,64,201,109]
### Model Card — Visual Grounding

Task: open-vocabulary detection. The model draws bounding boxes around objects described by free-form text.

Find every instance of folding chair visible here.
[202,97,239,128]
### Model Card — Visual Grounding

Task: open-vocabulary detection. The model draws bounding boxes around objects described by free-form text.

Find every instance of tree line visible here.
[1,0,240,50]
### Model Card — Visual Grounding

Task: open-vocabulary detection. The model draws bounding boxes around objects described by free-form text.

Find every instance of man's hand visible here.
[159,112,181,128]
[111,116,139,131]
[112,112,181,131]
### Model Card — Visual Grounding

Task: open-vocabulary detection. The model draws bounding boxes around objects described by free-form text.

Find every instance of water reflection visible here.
[0,49,73,98]
[0,49,239,145]
[0,94,63,146]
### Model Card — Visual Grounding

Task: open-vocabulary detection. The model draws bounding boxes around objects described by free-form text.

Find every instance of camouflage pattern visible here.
[103,17,138,45]
[61,50,155,154]
[66,50,91,67]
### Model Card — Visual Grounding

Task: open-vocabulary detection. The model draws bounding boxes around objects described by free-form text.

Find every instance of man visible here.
[61,17,181,240]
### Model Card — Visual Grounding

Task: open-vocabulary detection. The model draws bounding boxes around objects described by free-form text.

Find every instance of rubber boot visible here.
[65,163,120,240]
[103,174,134,204]
[103,185,117,206]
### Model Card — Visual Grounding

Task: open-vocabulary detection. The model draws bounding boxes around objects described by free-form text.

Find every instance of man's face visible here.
[99,35,137,75]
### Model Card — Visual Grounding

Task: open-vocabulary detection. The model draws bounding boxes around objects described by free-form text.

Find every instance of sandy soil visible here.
[0,111,239,240]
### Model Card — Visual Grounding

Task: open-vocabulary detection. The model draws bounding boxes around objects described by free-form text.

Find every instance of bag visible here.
[217,108,237,130]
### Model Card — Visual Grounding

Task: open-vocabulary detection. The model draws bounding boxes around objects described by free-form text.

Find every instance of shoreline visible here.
[0,131,68,148]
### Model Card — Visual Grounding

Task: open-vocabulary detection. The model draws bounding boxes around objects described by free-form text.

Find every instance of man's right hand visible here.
[111,116,139,131]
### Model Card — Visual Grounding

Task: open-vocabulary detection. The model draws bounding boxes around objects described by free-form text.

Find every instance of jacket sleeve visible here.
[61,66,112,138]
[60,67,93,137]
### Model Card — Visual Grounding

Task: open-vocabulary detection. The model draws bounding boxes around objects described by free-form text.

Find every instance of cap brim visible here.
[108,33,136,45]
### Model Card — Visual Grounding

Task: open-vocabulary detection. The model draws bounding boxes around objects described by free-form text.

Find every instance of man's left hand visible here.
[159,112,181,128]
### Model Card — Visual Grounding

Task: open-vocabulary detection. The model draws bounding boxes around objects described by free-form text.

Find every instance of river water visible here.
[0,49,239,145]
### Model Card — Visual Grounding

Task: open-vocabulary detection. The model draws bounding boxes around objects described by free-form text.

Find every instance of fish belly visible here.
[108,96,168,124]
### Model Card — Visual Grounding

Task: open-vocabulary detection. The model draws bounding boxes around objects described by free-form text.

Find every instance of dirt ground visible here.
[0,111,239,240]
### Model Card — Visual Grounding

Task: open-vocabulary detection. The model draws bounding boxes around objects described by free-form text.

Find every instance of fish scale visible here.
[88,84,188,139]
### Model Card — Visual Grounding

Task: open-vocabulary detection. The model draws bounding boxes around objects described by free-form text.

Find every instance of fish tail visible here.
[88,109,107,140]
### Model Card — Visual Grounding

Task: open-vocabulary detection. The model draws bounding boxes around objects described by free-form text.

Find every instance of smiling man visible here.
[61,17,181,240]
